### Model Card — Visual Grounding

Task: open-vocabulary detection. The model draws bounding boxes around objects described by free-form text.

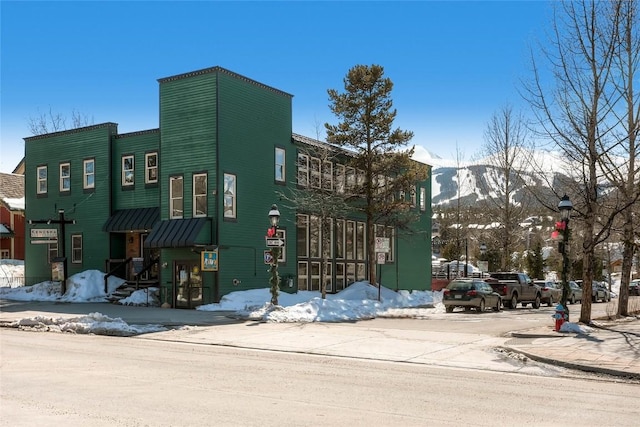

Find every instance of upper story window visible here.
[275,147,285,183]
[122,155,134,187]
[297,154,309,187]
[346,167,356,193]
[322,161,333,191]
[83,158,95,190]
[169,175,183,219]
[310,157,321,189]
[223,173,236,219]
[145,152,158,184]
[410,185,417,207]
[37,165,47,195]
[59,162,70,192]
[193,173,207,217]
[335,164,345,194]
[420,187,426,211]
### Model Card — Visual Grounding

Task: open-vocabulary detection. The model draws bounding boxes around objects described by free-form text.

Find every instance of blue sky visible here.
[0,1,553,173]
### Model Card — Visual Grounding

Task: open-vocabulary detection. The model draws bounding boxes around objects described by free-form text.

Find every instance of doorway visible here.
[174,261,203,309]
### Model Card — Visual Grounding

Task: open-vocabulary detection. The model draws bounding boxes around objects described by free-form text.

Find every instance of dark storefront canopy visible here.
[144,217,210,248]
[103,207,159,232]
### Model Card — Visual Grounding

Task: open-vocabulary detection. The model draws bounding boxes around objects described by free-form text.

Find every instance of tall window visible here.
[37,165,47,195]
[59,162,70,192]
[170,176,183,219]
[275,147,285,183]
[223,173,236,219]
[322,161,333,191]
[297,154,309,187]
[145,152,158,184]
[420,187,426,211]
[83,158,95,190]
[71,234,83,263]
[193,173,207,217]
[122,155,134,186]
[410,185,417,207]
[310,157,321,189]
[335,164,345,194]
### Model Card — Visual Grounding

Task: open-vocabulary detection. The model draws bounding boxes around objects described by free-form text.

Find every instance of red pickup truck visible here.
[486,272,542,309]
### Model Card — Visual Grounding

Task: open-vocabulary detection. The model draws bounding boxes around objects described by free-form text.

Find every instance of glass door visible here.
[174,261,203,309]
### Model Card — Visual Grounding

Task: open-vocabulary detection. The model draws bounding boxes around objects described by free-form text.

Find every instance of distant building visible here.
[0,172,25,260]
[23,66,432,306]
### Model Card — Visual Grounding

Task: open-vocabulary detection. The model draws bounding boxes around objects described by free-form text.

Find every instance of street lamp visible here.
[267,204,281,305]
[557,194,573,318]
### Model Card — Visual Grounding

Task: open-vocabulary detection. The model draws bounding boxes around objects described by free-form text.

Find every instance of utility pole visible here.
[29,209,75,294]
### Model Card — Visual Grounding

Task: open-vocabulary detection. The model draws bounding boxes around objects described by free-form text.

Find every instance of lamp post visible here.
[557,194,573,317]
[267,204,281,305]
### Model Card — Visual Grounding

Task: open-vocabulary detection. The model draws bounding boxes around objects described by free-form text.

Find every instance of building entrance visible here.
[174,261,203,309]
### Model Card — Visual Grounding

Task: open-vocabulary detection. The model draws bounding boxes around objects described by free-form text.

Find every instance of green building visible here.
[24,66,432,308]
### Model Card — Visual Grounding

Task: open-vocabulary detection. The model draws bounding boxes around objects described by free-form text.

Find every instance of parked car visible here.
[575,280,611,302]
[592,281,611,302]
[568,281,583,304]
[630,279,640,296]
[443,279,502,313]
[534,280,563,307]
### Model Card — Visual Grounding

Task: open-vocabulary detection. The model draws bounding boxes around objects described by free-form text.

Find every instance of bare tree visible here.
[524,0,622,323]
[28,107,94,135]
[478,105,533,271]
[602,0,640,317]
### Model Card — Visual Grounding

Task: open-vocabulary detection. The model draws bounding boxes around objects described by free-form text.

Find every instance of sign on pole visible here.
[377,252,386,265]
[265,237,285,247]
[264,250,274,264]
[30,229,58,239]
[375,237,390,253]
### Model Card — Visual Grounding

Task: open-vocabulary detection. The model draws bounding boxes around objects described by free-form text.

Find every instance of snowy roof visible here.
[0,173,24,211]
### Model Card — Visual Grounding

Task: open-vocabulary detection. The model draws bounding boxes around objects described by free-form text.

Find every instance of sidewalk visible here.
[2,300,639,379]
[505,320,640,379]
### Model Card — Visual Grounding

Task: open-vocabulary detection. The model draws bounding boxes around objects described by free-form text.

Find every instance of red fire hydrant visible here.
[552,303,568,331]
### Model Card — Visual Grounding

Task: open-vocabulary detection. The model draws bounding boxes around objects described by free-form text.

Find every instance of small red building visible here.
[0,171,25,260]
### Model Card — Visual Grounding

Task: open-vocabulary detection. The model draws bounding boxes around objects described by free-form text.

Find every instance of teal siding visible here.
[21,66,432,306]
[24,124,116,280]
[216,71,294,296]
[111,130,160,210]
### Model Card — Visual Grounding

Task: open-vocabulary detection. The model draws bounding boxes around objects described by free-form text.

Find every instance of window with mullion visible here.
[145,152,158,184]
[170,175,184,219]
[297,154,309,187]
[122,155,134,186]
[37,165,47,195]
[59,162,70,192]
[71,234,82,263]
[83,158,95,190]
[193,173,207,217]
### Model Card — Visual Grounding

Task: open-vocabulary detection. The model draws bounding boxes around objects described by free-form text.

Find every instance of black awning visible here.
[144,217,210,248]
[103,207,159,232]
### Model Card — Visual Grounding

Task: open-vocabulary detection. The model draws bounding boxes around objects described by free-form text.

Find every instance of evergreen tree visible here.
[325,64,428,285]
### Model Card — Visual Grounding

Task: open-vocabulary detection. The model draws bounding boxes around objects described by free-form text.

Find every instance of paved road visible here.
[2,328,639,427]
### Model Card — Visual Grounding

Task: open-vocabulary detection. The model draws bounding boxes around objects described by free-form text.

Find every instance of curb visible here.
[499,346,640,380]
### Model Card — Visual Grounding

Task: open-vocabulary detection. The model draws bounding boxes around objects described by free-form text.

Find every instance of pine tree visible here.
[325,64,428,285]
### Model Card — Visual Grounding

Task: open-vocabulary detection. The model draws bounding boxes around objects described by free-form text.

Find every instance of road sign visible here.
[31,228,58,238]
[264,250,274,264]
[375,237,390,253]
[265,237,285,247]
[377,252,386,265]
